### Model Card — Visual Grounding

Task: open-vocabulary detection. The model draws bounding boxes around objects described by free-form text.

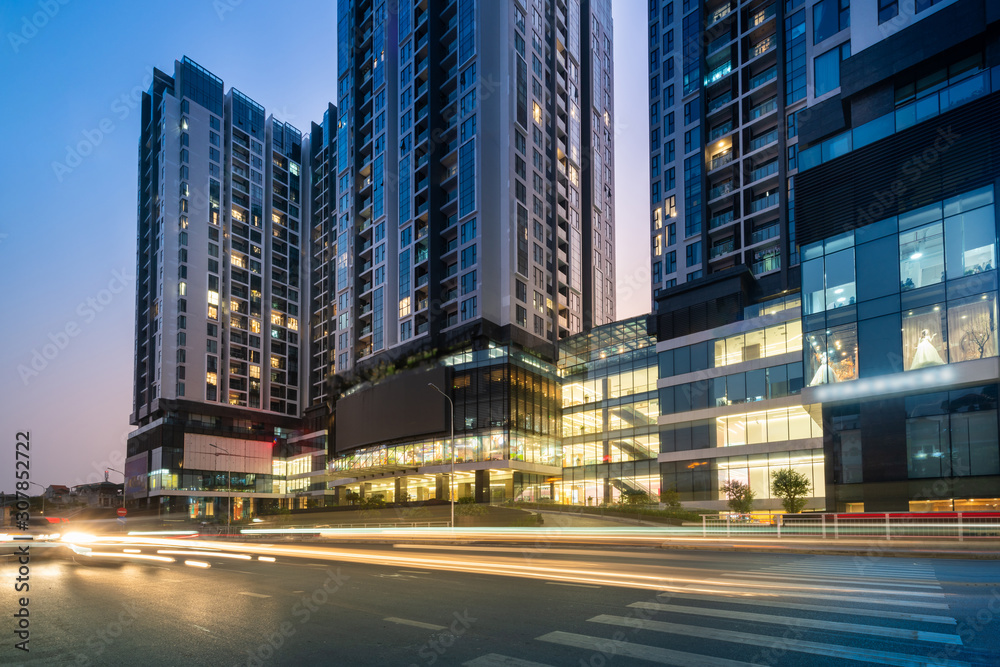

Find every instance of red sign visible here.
[117,507,127,517]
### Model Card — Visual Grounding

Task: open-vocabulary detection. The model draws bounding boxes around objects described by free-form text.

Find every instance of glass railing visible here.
[750,224,780,244]
[750,5,776,28]
[749,160,779,183]
[750,193,778,212]
[800,67,995,171]
[708,92,733,113]
[710,151,734,170]
[709,181,733,199]
[750,35,776,58]
[750,97,777,119]
[708,3,733,25]
[708,36,730,54]
[749,129,778,151]
[710,210,735,229]
[710,241,734,258]
[709,122,733,142]
[705,62,733,87]
[749,66,777,90]
[752,253,781,274]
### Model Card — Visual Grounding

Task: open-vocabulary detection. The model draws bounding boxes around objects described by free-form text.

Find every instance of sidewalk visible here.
[655,535,1000,559]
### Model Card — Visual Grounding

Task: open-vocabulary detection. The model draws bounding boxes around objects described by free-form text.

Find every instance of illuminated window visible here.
[272,212,283,225]
[230,300,239,312]
[399,297,411,317]
[232,208,245,222]
[532,102,542,124]
[207,291,219,306]
[180,215,188,229]
[179,282,187,296]
[251,319,261,333]
[249,365,260,379]
[287,317,298,331]
[270,356,281,368]
[206,372,217,385]
[271,311,284,326]
[207,305,218,320]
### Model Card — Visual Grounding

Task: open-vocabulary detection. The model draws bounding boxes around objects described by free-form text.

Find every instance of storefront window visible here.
[948,293,998,362]
[805,323,858,386]
[825,248,856,307]
[945,205,995,279]
[899,222,945,291]
[902,303,947,371]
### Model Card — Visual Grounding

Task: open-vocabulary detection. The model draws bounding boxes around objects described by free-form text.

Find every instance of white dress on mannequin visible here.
[810,353,838,386]
[911,330,945,370]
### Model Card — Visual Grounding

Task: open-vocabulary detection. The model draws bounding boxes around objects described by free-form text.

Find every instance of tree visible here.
[659,487,681,511]
[771,468,811,514]
[720,479,755,515]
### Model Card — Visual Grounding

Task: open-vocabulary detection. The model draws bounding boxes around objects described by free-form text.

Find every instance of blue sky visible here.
[0,0,649,488]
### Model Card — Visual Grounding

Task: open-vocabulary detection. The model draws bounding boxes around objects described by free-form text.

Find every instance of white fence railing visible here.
[701,512,1000,541]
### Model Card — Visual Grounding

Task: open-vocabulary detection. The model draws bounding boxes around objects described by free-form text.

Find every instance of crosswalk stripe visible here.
[642,593,957,625]
[681,579,945,598]
[758,566,937,577]
[659,589,951,610]
[463,654,554,667]
[723,572,942,589]
[536,631,756,666]
[625,602,962,645]
[587,615,971,667]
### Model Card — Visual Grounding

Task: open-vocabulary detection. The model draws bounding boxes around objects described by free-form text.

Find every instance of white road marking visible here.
[537,631,756,666]
[640,594,956,625]
[725,572,941,589]
[587,615,971,667]
[626,602,961,645]
[238,592,271,598]
[383,617,446,631]
[545,581,601,588]
[463,654,554,667]
[659,587,950,609]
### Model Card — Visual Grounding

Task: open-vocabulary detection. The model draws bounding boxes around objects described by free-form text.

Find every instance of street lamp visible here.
[27,481,45,516]
[209,444,232,535]
[428,382,455,529]
[106,468,126,508]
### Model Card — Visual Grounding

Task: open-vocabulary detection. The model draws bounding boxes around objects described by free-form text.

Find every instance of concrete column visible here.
[435,475,445,500]
[395,477,409,503]
[475,469,490,503]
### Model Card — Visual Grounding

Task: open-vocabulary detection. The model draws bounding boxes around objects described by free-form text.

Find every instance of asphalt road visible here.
[2,540,999,666]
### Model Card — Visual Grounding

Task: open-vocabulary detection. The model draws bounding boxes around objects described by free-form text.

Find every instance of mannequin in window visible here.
[910,329,945,370]
[810,353,838,386]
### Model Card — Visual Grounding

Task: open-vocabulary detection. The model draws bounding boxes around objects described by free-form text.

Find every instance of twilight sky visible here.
[0,0,649,489]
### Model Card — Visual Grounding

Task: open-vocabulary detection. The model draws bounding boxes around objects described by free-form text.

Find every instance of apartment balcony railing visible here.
[750,193,779,212]
[416,273,429,287]
[710,151,734,170]
[749,66,777,90]
[708,92,733,113]
[749,160,779,183]
[749,129,778,152]
[752,253,781,274]
[750,224,780,244]
[708,35,730,54]
[709,181,734,200]
[750,97,777,120]
[704,62,733,87]
[710,241,735,259]
[710,210,735,229]
[750,5,776,28]
[709,122,733,142]
[708,3,733,26]
[750,35,776,58]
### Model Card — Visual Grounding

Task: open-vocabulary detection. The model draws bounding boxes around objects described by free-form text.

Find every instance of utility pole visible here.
[428,382,455,529]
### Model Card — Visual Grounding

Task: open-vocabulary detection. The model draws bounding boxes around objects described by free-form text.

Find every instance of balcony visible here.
[749,97,777,120]
[708,92,733,113]
[748,129,778,152]
[749,66,777,90]
[750,5,776,28]
[707,3,733,26]
[704,62,733,87]
[707,35,730,55]
[752,253,781,275]
[708,121,733,142]
[710,150,734,170]
[748,160,779,183]
[750,224,780,244]
[750,35,776,59]
[709,181,734,200]
[710,210,735,229]
[750,192,779,213]
[710,240,735,259]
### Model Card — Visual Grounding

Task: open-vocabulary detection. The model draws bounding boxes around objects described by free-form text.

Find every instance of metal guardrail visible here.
[700,512,1000,541]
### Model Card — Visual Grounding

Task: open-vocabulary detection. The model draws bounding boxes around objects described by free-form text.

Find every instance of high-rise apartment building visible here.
[126,58,321,518]
[331,0,615,379]
[648,0,808,300]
